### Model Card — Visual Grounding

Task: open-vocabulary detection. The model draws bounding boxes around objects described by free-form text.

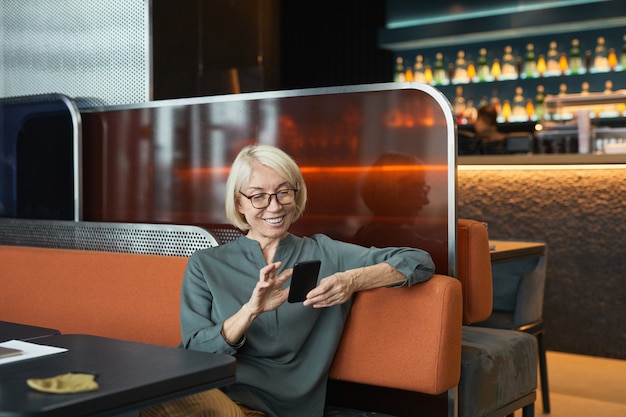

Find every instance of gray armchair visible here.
[474,242,549,414]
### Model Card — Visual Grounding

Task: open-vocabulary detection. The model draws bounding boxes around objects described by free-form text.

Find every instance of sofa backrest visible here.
[457,218,493,324]
[208,221,494,325]
[0,219,219,347]
[1,245,189,347]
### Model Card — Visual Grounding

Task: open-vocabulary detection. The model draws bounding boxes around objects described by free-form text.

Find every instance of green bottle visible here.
[477,48,490,82]
[433,52,447,85]
[569,39,582,75]
[535,85,545,120]
[523,43,537,79]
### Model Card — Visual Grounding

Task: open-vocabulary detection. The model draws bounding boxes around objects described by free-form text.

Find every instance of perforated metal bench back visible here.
[205,224,244,245]
[0,219,218,257]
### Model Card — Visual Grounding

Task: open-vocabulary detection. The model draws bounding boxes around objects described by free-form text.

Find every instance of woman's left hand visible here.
[303,270,358,308]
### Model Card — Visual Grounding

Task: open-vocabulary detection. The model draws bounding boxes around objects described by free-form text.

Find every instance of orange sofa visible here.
[0,220,463,416]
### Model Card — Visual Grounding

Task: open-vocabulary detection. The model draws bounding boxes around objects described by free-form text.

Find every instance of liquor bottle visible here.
[580,81,590,96]
[569,39,583,75]
[404,65,414,82]
[501,100,512,122]
[593,37,609,72]
[559,53,568,75]
[535,85,545,121]
[463,97,478,122]
[501,45,517,80]
[546,41,559,76]
[537,55,547,77]
[512,86,527,121]
[523,43,537,79]
[585,50,592,73]
[424,65,433,84]
[476,48,491,82]
[608,48,618,71]
[491,58,502,81]
[453,86,466,121]
[621,35,626,71]
[467,61,476,83]
[433,52,447,85]
[526,98,535,121]
[413,55,425,82]
[602,81,617,117]
[557,84,570,120]
[453,50,469,84]
[394,57,405,82]
[490,88,501,115]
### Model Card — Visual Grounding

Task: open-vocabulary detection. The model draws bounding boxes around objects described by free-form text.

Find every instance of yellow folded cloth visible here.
[27,372,99,394]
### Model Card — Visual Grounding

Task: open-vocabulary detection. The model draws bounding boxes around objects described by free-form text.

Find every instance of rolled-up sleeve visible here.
[312,234,435,287]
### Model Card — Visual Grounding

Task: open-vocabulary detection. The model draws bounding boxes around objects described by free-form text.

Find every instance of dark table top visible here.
[0,321,60,343]
[0,334,236,417]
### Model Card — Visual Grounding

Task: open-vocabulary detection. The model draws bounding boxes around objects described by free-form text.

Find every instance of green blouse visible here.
[180,233,434,417]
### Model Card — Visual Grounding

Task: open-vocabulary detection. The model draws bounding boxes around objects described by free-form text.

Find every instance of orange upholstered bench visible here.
[1,245,189,347]
[0,219,463,417]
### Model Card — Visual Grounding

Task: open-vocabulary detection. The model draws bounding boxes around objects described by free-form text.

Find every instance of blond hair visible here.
[225,144,307,230]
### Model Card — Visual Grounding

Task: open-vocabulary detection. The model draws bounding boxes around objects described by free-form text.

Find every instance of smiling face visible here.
[237,162,298,244]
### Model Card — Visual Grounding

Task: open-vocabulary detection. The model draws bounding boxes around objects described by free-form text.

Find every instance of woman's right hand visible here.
[246,261,291,317]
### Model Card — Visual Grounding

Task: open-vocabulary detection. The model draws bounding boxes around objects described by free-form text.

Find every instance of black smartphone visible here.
[288,260,321,303]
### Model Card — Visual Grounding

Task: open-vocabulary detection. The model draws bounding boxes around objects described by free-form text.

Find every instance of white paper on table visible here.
[0,339,68,365]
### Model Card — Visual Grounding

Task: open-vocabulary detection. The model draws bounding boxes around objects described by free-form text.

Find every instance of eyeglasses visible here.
[239,189,298,209]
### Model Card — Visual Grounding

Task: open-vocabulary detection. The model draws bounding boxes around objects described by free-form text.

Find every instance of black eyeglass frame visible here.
[238,188,298,209]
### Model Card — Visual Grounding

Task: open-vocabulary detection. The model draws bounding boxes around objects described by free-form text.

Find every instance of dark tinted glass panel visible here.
[81,84,455,273]
[0,94,79,220]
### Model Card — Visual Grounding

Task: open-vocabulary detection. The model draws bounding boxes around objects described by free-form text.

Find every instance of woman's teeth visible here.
[265,217,283,224]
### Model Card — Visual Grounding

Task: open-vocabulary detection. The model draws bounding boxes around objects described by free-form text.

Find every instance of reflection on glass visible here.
[353,152,447,273]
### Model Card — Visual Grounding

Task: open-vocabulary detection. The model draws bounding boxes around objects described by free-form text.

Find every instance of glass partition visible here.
[81,83,458,274]
[0,94,81,220]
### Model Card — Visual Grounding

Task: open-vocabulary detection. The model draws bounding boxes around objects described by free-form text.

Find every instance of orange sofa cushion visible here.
[1,245,188,347]
[2,244,463,397]
[329,274,463,395]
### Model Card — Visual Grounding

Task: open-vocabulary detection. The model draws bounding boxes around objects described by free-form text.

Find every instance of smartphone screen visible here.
[288,260,321,303]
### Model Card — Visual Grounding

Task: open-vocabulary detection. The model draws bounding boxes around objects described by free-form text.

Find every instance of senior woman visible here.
[142,144,434,417]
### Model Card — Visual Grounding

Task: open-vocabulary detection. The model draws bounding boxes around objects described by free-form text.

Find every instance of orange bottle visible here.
[526,98,535,121]
[559,53,568,75]
[608,48,618,71]
[467,61,476,83]
[405,66,414,82]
